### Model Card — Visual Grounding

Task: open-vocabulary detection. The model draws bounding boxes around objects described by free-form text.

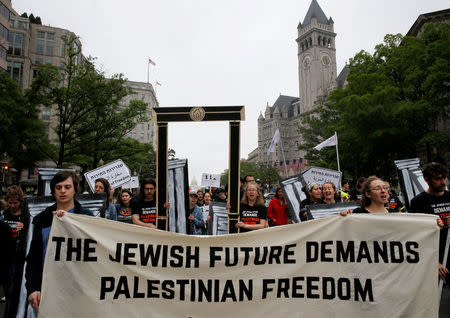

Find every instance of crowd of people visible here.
[0,162,448,315]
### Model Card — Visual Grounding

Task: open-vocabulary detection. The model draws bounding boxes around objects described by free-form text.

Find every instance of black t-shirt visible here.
[410,191,450,265]
[387,192,404,212]
[239,204,267,233]
[131,199,157,224]
[116,204,133,224]
[352,207,370,214]
[349,189,362,201]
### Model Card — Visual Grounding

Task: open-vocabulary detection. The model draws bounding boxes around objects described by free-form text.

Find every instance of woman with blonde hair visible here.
[236,182,267,232]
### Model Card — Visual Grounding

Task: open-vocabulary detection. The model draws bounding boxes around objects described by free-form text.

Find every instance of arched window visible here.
[318,36,321,46]
[327,38,331,48]
[322,37,326,46]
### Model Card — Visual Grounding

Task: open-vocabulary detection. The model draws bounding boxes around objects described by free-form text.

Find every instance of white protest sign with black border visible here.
[306,202,361,220]
[39,213,439,317]
[201,173,221,188]
[121,176,139,189]
[84,159,131,192]
[302,166,342,189]
[279,175,306,223]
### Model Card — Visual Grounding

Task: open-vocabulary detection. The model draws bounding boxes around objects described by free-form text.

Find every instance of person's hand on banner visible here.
[28,291,41,311]
[163,201,171,210]
[53,210,66,217]
[436,218,444,229]
[339,209,352,216]
[438,263,449,281]
[16,221,24,231]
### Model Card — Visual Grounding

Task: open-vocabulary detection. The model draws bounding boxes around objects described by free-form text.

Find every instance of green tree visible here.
[28,35,149,169]
[0,72,48,179]
[298,24,450,180]
[220,161,281,187]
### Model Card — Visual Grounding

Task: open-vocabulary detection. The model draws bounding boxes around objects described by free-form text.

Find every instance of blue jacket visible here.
[25,201,92,296]
[190,205,204,235]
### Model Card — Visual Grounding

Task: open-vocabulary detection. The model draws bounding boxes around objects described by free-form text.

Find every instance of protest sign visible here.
[201,173,221,188]
[302,166,342,189]
[306,202,360,220]
[39,213,438,317]
[121,176,139,189]
[84,159,131,192]
[279,175,306,223]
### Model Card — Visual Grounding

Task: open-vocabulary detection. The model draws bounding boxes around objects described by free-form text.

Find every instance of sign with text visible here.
[201,173,221,188]
[39,213,438,317]
[302,166,342,189]
[84,159,131,192]
[121,176,139,189]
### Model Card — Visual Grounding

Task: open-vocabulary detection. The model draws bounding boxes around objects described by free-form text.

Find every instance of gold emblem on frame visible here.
[189,107,206,121]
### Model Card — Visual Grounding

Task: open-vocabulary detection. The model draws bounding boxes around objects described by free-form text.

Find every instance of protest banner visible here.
[279,175,306,223]
[201,173,221,188]
[306,202,361,220]
[121,176,139,189]
[38,213,439,317]
[302,166,342,189]
[84,159,131,192]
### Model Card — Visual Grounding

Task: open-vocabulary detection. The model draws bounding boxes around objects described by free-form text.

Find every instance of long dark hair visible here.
[117,189,132,206]
[360,176,380,208]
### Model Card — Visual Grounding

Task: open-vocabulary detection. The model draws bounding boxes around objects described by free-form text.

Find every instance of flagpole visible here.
[147,62,150,83]
[279,135,288,178]
[335,131,341,173]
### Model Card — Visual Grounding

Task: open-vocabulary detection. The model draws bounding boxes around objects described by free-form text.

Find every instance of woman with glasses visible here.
[236,182,267,232]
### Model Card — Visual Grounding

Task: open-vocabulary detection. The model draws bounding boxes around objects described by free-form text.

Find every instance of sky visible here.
[12,0,449,184]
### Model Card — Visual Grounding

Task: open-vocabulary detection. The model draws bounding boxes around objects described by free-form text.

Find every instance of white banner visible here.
[39,214,439,317]
[84,159,131,192]
[201,173,221,188]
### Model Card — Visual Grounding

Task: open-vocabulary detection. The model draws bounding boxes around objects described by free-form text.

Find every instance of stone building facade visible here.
[253,0,341,176]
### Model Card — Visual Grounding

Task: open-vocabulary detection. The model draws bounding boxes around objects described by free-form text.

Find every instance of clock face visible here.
[322,55,330,66]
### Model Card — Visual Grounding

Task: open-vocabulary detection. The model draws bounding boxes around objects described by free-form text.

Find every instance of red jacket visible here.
[267,197,289,226]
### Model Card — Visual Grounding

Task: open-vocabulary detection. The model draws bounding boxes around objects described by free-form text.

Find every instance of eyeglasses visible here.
[144,188,154,191]
[371,186,389,192]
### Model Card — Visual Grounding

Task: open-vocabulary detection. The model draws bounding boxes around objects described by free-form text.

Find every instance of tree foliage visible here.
[220,161,281,187]
[0,72,48,179]
[28,35,149,170]
[298,24,450,181]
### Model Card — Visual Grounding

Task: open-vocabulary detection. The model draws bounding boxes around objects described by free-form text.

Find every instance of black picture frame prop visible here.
[167,159,189,234]
[153,106,244,233]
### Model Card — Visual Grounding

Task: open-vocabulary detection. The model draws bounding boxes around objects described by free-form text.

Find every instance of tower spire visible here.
[302,0,330,26]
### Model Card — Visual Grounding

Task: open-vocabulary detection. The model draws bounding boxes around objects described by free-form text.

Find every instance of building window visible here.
[0,46,6,60]
[42,109,51,120]
[0,23,8,40]
[36,39,44,54]
[47,32,55,40]
[7,61,23,84]
[0,3,10,21]
[46,41,54,55]
[37,31,45,39]
[45,57,52,65]
[7,32,25,56]
[60,41,65,57]
[35,57,43,64]
[140,133,144,140]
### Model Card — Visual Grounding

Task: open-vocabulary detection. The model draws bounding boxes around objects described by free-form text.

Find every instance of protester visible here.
[299,183,323,221]
[322,182,340,204]
[26,170,93,312]
[202,192,213,234]
[384,181,404,212]
[410,162,449,281]
[236,182,267,232]
[187,190,205,235]
[1,185,30,317]
[350,176,389,214]
[196,189,205,206]
[131,178,158,229]
[340,179,350,202]
[267,185,289,226]
[349,177,366,201]
[215,188,228,203]
[244,175,256,184]
[94,178,117,220]
[115,189,133,223]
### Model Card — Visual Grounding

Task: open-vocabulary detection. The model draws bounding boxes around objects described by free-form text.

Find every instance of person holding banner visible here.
[94,178,117,221]
[132,178,158,229]
[26,170,93,312]
[236,182,267,232]
[115,189,133,223]
[267,185,289,226]
[187,190,205,235]
[410,162,449,281]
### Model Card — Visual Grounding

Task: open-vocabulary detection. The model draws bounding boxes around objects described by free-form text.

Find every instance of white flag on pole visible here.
[314,132,337,151]
[267,128,281,155]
